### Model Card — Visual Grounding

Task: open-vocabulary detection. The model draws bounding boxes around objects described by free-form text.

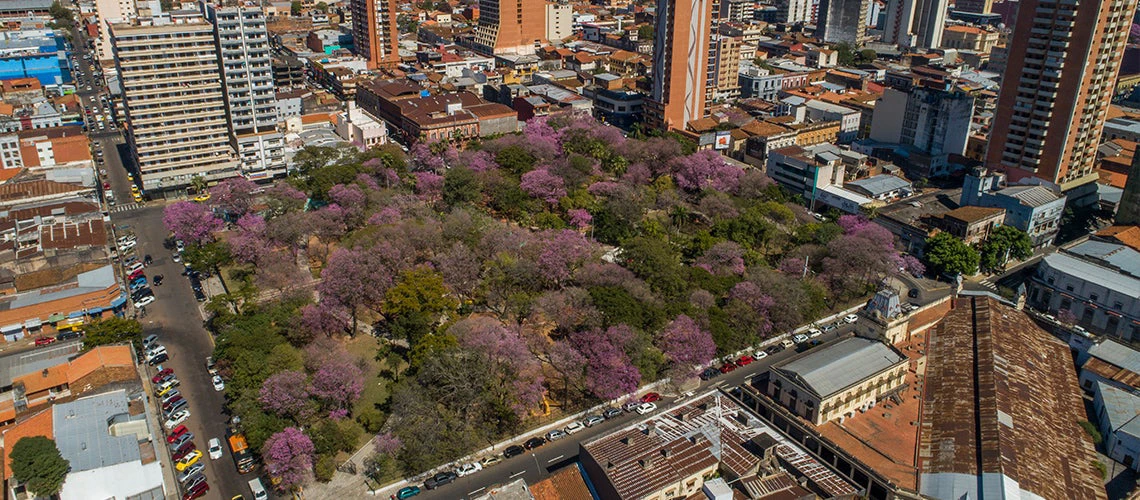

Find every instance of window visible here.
[1066,284,1074,292]
[1091,293,1099,301]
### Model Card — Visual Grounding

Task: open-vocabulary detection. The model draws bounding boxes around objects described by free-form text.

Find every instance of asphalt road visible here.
[413,325,859,500]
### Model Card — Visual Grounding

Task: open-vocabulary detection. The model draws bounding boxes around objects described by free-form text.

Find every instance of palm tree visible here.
[190,176,208,195]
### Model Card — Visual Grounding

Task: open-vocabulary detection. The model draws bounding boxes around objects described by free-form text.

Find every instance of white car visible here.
[843,314,859,324]
[793,334,809,344]
[754,351,768,360]
[808,328,822,338]
[211,375,225,392]
[565,421,584,434]
[171,253,181,263]
[126,262,144,273]
[135,295,156,307]
[164,410,190,429]
[635,403,657,415]
[119,240,137,251]
[455,462,483,477]
[207,438,223,459]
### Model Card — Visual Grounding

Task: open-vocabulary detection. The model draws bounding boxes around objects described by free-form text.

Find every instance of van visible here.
[248,478,268,500]
[142,334,158,348]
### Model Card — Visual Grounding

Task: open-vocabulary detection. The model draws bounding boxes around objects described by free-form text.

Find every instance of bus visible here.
[227,429,255,474]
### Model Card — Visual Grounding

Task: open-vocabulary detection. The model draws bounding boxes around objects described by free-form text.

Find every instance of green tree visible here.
[834,42,857,66]
[442,167,481,207]
[620,236,688,298]
[923,232,979,276]
[9,437,69,497]
[637,24,655,41]
[183,241,233,273]
[290,1,302,15]
[48,1,74,26]
[979,225,1033,271]
[383,267,457,345]
[82,317,142,350]
[315,1,329,12]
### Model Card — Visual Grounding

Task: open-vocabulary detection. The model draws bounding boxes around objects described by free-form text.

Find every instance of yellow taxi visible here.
[133,193,143,203]
[130,185,139,194]
[193,193,210,202]
[156,384,175,397]
[175,449,203,471]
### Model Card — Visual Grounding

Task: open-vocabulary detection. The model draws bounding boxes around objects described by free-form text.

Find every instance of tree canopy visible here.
[10,437,69,496]
[979,225,1033,272]
[923,232,980,276]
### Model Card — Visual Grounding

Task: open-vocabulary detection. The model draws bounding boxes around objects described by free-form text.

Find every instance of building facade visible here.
[545,3,572,42]
[984,0,1138,191]
[349,0,400,68]
[472,0,545,55]
[1029,249,1140,342]
[205,4,286,181]
[940,25,998,52]
[645,0,714,131]
[961,169,1066,246]
[882,0,946,48]
[815,0,870,44]
[870,86,974,159]
[110,17,239,192]
[92,0,139,62]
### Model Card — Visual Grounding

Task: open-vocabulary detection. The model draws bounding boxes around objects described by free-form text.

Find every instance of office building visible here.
[545,3,572,42]
[985,0,1138,192]
[645,0,714,131]
[961,169,1066,246]
[110,16,239,192]
[870,86,975,159]
[204,4,286,181]
[775,0,812,22]
[472,0,545,55]
[882,0,947,48]
[815,0,870,44]
[349,0,400,68]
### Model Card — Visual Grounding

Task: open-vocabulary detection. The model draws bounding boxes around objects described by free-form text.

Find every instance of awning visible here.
[46,313,65,323]
[23,319,41,329]
[68,311,85,319]
[0,323,22,334]
[1107,310,1122,317]
[110,296,126,308]
[86,307,104,315]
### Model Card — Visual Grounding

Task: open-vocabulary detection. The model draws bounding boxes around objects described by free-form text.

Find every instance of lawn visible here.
[345,334,402,447]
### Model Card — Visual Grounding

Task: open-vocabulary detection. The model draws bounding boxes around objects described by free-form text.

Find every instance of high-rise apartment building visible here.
[646,0,714,131]
[710,35,741,101]
[545,3,572,42]
[110,16,238,192]
[349,0,399,68]
[204,4,286,181]
[776,0,812,23]
[472,0,545,55]
[985,0,1137,191]
[815,0,870,44]
[882,0,946,48]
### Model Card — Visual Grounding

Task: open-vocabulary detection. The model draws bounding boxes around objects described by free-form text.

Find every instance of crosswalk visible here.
[109,203,141,213]
[978,277,999,291]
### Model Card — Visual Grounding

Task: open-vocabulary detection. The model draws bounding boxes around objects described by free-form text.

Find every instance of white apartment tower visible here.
[882,0,946,48]
[777,0,812,23]
[93,0,138,61]
[110,15,239,192]
[204,3,286,181]
[545,3,572,42]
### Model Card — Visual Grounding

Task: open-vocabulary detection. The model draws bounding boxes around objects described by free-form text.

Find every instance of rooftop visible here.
[999,184,1063,208]
[942,205,1005,224]
[529,465,593,500]
[846,174,912,197]
[1094,381,1140,438]
[1041,252,1140,298]
[1066,240,1140,278]
[919,296,1106,500]
[772,337,907,399]
[1096,225,1140,252]
[53,389,145,473]
[1087,339,1140,376]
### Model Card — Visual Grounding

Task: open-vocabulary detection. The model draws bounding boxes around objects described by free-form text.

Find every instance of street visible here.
[412,324,860,500]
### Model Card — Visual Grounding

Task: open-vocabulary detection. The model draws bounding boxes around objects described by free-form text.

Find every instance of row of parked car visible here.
[120,236,159,308]
[411,393,665,495]
[146,335,215,500]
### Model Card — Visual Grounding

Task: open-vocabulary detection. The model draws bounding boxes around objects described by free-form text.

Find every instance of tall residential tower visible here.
[472,0,545,55]
[110,15,238,192]
[349,0,400,68]
[646,0,714,131]
[882,0,947,48]
[204,3,286,181]
[984,0,1137,191]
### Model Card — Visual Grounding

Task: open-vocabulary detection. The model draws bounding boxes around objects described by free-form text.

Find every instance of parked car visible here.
[545,429,567,441]
[736,355,754,366]
[793,334,809,344]
[700,367,721,380]
[622,402,640,412]
[503,445,525,458]
[583,415,606,427]
[176,462,205,483]
[34,337,56,347]
[602,407,623,419]
[807,328,822,338]
[182,481,208,500]
[764,345,783,355]
[143,334,158,347]
[635,402,657,415]
[822,324,837,332]
[148,353,169,366]
[843,314,858,323]
[55,330,81,342]
[164,399,188,417]
[208,438,223,459]
[175,449,202,471]
[396,486,421,499]
[423,471,457,490]
[165,410,190,429]
[523,437,546,449]
[479,455,503,468]
[754,351,768,360]
[169,433,193,451]
[455,462,482,477]
[565,421,585,434]
[172,446,197,463]
[719,362,737,374]
[136,295,156,307]
[152,368,174,383]
[183,473,207,492]
[167,425,189,444]
[639,392,661,403]
[160,391,182,407]
[211,375,225,392]
[128,269,145,281]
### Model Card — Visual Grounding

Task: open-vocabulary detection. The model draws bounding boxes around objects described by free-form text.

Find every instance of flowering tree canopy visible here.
[162,201,222,245]
[262,427,315,491]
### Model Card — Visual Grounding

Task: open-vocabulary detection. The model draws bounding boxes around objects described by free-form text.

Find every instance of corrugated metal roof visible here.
[53,390,144,473]
[1088,340,1140,375]
[1000,185,1061,208]
[847,174,912,197]
[1094,381,1140,437]
[774,337,906,398]
[1067,240,1140,277]
[1042,253,1140,298]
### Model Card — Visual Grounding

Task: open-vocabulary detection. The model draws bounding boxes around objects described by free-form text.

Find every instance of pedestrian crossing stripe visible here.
[110,203,140,213]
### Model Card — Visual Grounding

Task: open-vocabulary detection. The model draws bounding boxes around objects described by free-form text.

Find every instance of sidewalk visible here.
[136,363,179,499]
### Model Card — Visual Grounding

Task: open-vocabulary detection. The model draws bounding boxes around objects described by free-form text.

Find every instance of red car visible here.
[102,182,111,189]
[151,368,174,383]
[166,425,189,444]
[719,363,737,374]
[736,355,754,366]
[34,337,56,347]
[640,392,661,403]
[182,482,208,500]
[172,445,197,462]
[128,269,145,281]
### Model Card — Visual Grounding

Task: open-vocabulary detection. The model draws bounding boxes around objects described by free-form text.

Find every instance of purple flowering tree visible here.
[162,201,223,245]
[308,351,365,410]
[262,427,315,491]
[228,214,269,264]
[671,150,743,193]
[567,208,592,229]
[328,183,367,227]
[298,303,347,338]
[317,247,397,334]
[520,168,566,205]
[657,315,716,378]
[208,176,258,216]
[450,316,545,416]
[536,230,597,286]
[570,325,641,400]
[413,171,443,202]
[259,370,313,422]
[373,432,401,456]
[695,241,746,276]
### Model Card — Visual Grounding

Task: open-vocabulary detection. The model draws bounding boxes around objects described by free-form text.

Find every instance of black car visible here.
[602,407,623,419]
[131,288,153,301]
[423,471,457,490]
[148,353,168,366]
[699,367,720,380]
[56,331,81,341]
[503,445,525,458]
[524,437,546,450]
[193,290,207,302]
[765,345,784,355]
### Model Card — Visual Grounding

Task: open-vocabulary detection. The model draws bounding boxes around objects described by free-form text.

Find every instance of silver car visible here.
[177,462,204,483]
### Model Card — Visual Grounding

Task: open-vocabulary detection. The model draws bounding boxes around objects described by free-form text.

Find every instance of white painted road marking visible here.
[469,487,485,495]
[547,455,564,463]
[509,471,525,478]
